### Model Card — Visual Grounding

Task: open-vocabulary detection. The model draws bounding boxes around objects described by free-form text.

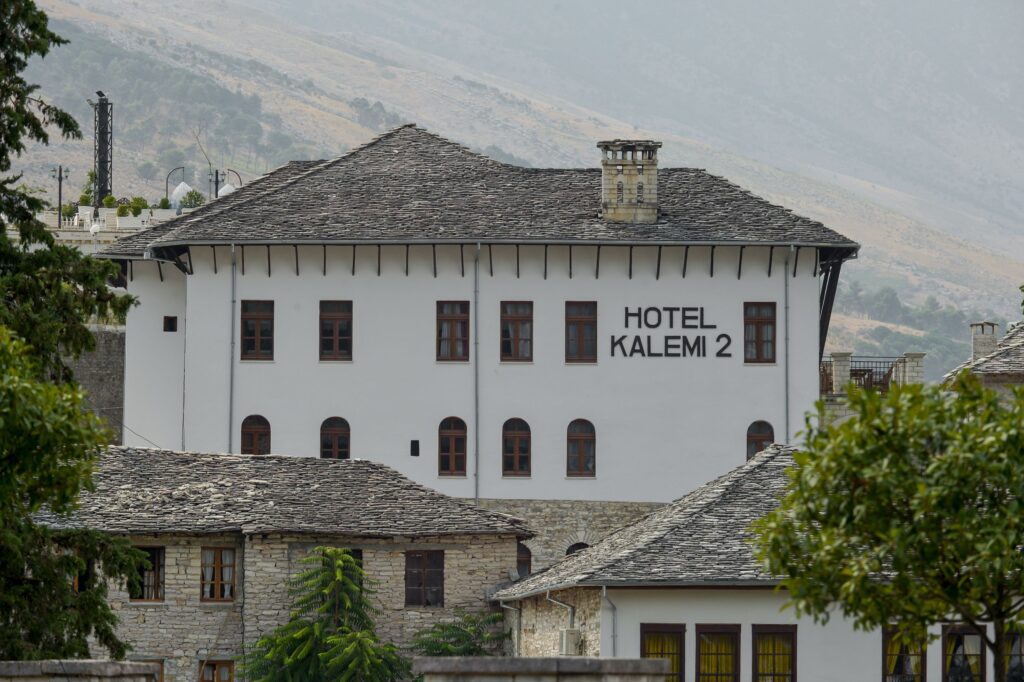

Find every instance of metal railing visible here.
[821,356,904,396]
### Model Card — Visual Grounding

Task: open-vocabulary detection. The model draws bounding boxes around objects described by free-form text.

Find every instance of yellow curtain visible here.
[756,634,793,679]
[699,633,735,679]
[642,633,681,681]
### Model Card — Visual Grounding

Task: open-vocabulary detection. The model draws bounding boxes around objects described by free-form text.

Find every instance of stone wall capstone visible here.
[0,660,158,682]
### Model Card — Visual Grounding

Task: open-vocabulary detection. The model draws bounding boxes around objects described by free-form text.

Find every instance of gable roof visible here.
[100,125,857,260]
[492,445,796,600]
[39,446,530,538]
[943,322,1024,381]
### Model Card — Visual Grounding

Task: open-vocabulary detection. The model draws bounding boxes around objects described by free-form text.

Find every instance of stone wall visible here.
[512,588,602,658]
[66,326,125,445]
[0,660,159,682]
[473,499,662,572]
[414,656,668,681]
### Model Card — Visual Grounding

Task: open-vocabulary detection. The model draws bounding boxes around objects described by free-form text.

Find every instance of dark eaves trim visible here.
[151,238,861,251]
[493,578,781,602]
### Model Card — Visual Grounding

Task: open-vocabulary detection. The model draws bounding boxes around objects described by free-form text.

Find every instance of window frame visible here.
[240,415,271,455]
[319,300,353,361]
[566,419,596,477]
[565,301,598,364]
[199,660,233,682]
[500,301,533,362]
[752,624,797,682]
[516,541,532,578]
[438,417,467,476]
[129,546,165,602]
[942,624,986,682]
[743,302,777,364]
[436,301,470,362]
[696,624,740,682]
[501,418,532,477]
[240,300,274,361]
[320,417,350,460]
[200,547,236,603]
[404,549,444,608]
[640,622,686,682]
[883,627,927,682]
[746,421,775,461]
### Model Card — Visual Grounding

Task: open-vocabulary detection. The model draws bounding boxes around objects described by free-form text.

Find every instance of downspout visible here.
[547,591,575,628]
[180,262,188,450]
[228,244,237,453]
[473,243,481,502]
[784,246,792,443]
[602,586,618,657]
[499,600,521,656]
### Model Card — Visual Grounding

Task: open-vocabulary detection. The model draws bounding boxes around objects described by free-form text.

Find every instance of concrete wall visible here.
[0,661,158,682]
[66,326,125,445]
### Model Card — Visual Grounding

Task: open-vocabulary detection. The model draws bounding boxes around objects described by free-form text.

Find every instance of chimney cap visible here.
[970,321,999,333]
[596,139,662,150]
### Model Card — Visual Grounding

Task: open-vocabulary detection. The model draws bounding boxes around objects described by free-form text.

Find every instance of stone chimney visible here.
[597,139,662,223]
[970,321,999,361]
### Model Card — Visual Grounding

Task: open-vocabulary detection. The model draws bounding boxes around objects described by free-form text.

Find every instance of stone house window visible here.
[566,542,589,556]
[129,547,164,601]
[743,302,776,363]
[240,300,274,360]
[566,419,596,477]
[200,661,233,682]
[942,624,984,682]
[438,417,467,476]
[140,661,164,682]
[752,624,796,682]
[883,627,925,682]
[746,421,774,460]
[201,547,235,602]
[516,542,532,577]
[437,301,470,361]
[320,417,350,459]
[500,301,533,362]
[502,419,531,477]
[240,415,270,455]
[405,550,444,607]
[696,624,740,682]
[565,302,597,363]
[641,623,685,682]
[320,301,352,360]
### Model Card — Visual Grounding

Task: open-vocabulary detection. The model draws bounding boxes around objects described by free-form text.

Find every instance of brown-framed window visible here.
[516,541,532,578]
[405,550,444,607]
[500,301,533,361]
[319,301,353,360]
[320,417,350,459]
[438,417,467,476]
[502,418,531,476]
[697,624,740,682]
[566,302,597,363]
[437,301,470,361]
[240,415,270,455]
[752,624,796,682]
[746,421,775,460]
[200,660,233,682]
[641,623,685,682]
[943,624,985,682]
[744,302,776,363]
[884,627,926,682]
[129,547,165,601]
[241,300,273,360]
[567,419,596,477]
[200,547,235,602]
[1007,633,1024,682]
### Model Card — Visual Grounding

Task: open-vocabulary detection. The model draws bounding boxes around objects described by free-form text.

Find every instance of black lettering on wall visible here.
[624,308,642,329]
[663,307,679,328]
[611,335,627,357]
[682,336,701,357]
[681,307,699,329]
[645,335,663,357]
[716,333,733,357]
[629,336,646,357]
[643,307,662,329]
[664,336,682,357]
[699,307,717,329]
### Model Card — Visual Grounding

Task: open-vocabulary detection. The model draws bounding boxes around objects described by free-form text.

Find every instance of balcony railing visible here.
[821,355,906,397]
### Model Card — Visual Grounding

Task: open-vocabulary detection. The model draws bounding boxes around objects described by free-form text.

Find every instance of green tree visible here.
[128,196,148,217]
[411,610,508,657]
[180,188,205,208]
[240,547,410,682]
[115,204,129,217]
[754,375,1024,682]
[157,196,171,209]
[100,194,116,208]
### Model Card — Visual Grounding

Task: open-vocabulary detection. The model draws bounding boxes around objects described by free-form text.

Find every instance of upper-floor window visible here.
[517,542,532,578]
[438,417,467,476]
[437,301,470,361]
[943,625,984,682]
[320,417,350,459]
[241,300,274,360]
[640,623,685,682]
[752,625,796,682]
[163,316,177,332]
[567,419,596,477]
[696,624,740,682]
[744,302,776,363]
[200,661,233,682]
[746,421,775,460]
[405,550,444,607]
[500,301,533,362]
[240,415,270,455]
[200,547,235,602]
[320,301,352,360]
[502,418,531,476]
[883,628,925,682]
[129,547,165,602]
[566,302,597,363]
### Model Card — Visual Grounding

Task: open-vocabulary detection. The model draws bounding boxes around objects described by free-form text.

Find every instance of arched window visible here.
[517,542,532,578]
[746,421,774,460]
[566,419,596,477]
[438,417,467,476]
[241,415,270,455]
[502,419,531,476]
[321,417,350,459]
[566,542,589,556]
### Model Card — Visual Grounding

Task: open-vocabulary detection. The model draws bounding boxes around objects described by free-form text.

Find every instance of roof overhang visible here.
[492,578,782,602]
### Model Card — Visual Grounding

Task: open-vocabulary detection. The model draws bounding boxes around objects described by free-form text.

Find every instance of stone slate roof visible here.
[102,125,857,258]
[944,322,1024,381]
[40,446,530,538]
[492,445,796,600]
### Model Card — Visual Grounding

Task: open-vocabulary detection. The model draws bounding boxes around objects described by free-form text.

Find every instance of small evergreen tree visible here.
[128,196,148,216]
[100,195,116,208]
[180,189,205,208]
[411,610,508,657]
[240,547,410,682]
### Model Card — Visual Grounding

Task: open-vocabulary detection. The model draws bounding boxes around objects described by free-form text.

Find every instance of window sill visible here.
[126,600,167,607]
[501,475,532,479]
[565,361,598,366]
[198,600,237,607]
[436,360,470,364]
[565,476,596,480]
[438,474,468,479]
[743,361,778,366]
[318,359,353,364]
[239,359,275,363]
[499,360,534,365]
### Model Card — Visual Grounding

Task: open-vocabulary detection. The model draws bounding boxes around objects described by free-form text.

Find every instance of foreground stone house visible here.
[43,447,530,682]
[945,320,1024,396]
[493,446,1006,682]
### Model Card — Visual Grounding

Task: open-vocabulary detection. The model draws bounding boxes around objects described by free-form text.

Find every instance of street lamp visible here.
[51,165,70,225]
[165,166,185,201]
[225,168,243,187]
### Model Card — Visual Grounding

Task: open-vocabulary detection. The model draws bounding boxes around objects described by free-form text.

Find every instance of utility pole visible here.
[51,165,69,225]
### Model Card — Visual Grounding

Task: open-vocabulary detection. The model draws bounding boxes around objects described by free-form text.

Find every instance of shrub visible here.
[180,189,205,209]
[157,197,171,209]
[129,197,148,217]
[411,610,508,656]
[78,193,91,206]
[101,195,117,208]
[115,205,130,217]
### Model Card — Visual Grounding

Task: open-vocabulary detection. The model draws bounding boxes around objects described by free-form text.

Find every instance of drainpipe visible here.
[180,266,188,450]
[228,244,237,453]
[784,246,792,443]
[499,600,521,656]
[473,243,481,502]
[546,591,575,628]
[602,586,618,657]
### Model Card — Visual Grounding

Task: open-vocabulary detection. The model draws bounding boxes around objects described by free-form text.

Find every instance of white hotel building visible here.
[100,125,859,566]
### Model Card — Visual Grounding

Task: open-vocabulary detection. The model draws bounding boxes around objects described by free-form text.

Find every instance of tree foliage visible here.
[754,374,1024,682]
[240,547,410,682]
[180,188,205,208]
[410,610,507,657]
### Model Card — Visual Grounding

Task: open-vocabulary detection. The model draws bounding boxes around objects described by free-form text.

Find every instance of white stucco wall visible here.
[123,243,821,503]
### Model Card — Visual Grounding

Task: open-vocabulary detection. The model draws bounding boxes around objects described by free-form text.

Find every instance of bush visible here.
[411,610,508,656]
[78,193,91,206]
[101,195,117,208]
[115,205,130,217]
[129,197,148,217]
[180,189,205,209]
[157,197,171,209]
[60,204,76,219]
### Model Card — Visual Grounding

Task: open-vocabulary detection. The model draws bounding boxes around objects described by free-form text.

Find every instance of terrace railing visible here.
[820,353,924,397]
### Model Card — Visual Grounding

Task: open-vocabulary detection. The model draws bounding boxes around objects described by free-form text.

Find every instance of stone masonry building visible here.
[945,320,1024,397]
